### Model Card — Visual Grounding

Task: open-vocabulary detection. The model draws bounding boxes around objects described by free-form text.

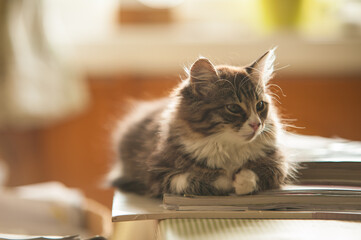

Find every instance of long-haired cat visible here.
[110,49,293,197]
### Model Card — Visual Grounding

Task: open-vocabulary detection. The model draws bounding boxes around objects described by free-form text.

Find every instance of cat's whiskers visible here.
[282,123,305,130]
[272,64,290,73]
[266,83,286,97]
[279,118,304,130]
[260,130,277,146]
[268,92,281,100]
[261,126,276,136]
[268,95,282,104]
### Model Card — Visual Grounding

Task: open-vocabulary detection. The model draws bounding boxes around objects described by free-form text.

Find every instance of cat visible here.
[109,49,293,198]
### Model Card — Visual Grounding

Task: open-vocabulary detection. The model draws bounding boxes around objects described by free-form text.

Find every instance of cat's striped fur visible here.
[110,49,292,197]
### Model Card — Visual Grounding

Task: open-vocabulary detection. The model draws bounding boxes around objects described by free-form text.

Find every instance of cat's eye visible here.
[226,104,243,114]
[256,101,266,111]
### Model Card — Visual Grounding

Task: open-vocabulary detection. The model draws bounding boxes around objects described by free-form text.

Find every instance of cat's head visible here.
[178,49,277,143]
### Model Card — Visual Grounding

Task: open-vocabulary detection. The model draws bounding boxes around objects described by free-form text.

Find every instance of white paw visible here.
[233,169,258,195]
[170,173,190,194]
[213,175,233,191]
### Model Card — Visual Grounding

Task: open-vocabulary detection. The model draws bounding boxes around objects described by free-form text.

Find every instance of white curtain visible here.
[0,0,89,129]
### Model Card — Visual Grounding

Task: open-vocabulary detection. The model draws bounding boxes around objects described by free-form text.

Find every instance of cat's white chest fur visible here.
[183,131,269,174]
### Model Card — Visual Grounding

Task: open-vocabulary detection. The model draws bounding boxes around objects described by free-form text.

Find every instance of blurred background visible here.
[0,0,360,209]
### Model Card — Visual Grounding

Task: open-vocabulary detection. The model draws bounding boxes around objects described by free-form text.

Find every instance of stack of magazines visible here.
[163,185,361,212]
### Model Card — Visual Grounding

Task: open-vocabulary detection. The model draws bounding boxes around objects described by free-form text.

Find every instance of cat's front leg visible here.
[234,149,288,194]
[232,169,259,195]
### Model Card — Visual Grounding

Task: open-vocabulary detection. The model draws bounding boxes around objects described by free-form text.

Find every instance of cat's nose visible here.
[249,122,260,131]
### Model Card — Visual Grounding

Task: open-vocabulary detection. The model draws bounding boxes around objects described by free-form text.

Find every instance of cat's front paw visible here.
[233,169,258,195]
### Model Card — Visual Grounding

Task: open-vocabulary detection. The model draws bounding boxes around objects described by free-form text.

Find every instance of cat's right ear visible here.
[189,57,218,96]
[246,48,276,86]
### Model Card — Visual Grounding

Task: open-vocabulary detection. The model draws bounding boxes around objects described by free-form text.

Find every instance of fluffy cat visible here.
[110,49,292,197]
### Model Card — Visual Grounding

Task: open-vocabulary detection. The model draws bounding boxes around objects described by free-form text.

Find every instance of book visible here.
[297,161,361,186]
[281,133,361,186]
[162,185,361,212]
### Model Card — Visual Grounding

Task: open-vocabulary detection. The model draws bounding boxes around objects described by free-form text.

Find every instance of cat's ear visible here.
[247,48,276,85]
[189,57,218,96]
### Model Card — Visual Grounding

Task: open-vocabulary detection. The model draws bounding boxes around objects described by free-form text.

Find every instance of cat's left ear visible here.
[189,57,218,96]
[247,48,276,85]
